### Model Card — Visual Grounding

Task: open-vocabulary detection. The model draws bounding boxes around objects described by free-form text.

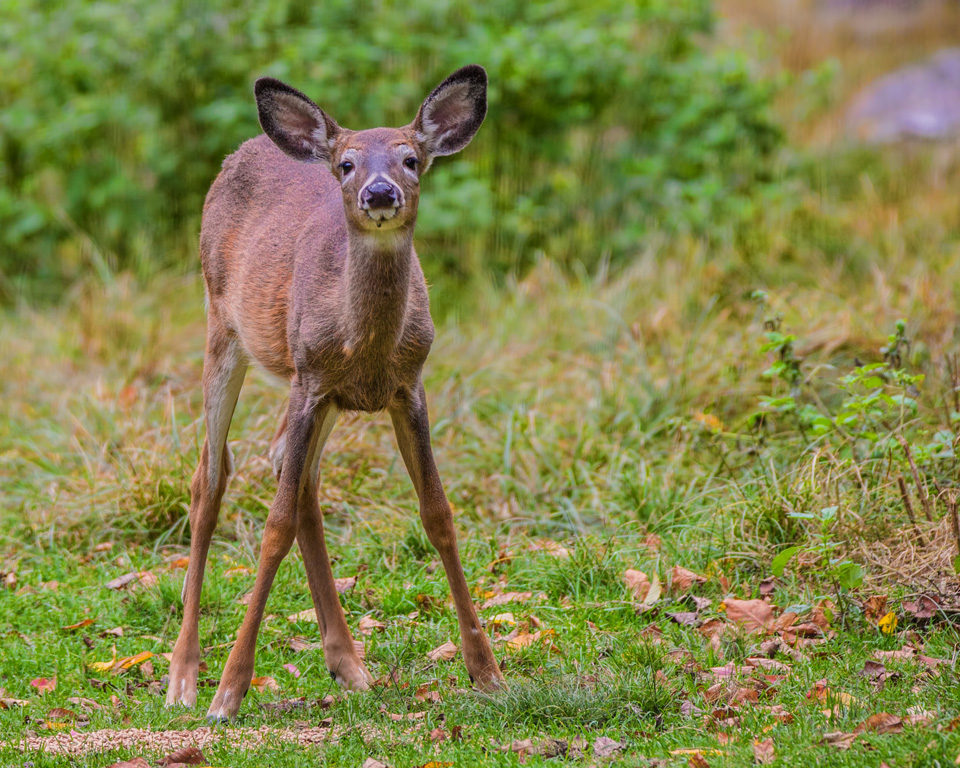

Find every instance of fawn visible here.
[165,65,503,720]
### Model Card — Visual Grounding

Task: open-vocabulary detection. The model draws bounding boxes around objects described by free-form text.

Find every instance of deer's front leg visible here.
[207,386,323,722]
[390,382,504,691]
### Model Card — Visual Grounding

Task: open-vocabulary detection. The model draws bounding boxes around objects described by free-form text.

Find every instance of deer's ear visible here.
[413,65,487,161]
[255,77,340,164]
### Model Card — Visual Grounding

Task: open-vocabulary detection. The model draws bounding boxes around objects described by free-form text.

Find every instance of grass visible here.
[4,4,960,766]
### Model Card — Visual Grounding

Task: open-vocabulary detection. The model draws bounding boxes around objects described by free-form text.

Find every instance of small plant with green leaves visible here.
[772,505,863,605]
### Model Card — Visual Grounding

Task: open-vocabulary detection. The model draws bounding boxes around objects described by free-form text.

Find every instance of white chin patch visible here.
[366,207,397,223]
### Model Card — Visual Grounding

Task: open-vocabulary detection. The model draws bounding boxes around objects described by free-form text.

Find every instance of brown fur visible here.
[166,66,503,721]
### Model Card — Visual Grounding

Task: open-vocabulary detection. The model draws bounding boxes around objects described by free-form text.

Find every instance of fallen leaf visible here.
[427,641,458,662]
[820,732,857,749]
[872,647,916,662]
[66,696,101,711]
[528,539,570,558]
[105,571,158,591]
[335,575,357,593]
[118,651,153,670]
[224,566,253,578]
[625,569,651,601]
[61,619,95,632]
[283,663,301,679]
[29,677,56,695]
[167,556,190,571]
[668,611,701,626]
[286,636,322,652]
[902,595,939,619]
[0,696,29,709]
[593,735,625,757]
[505,629,556,651]
[878,612,897,634]
[358,615,385,635]
[752,738,775,765]
[863,595,888,622]
[250,676,280,692]
[481,591,533,610]
[105,759,151,768]
[642,571,662,607]
[855,712,903,735]
[671,566,707,592]
[489,612,516,629]
[720,599,774,634]
[101,627,124,638]
[288,608,318,623]
[159,746,206,766]
[361,760,389,768]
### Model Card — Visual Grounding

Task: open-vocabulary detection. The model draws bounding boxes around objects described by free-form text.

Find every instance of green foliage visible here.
[0,0,785,300]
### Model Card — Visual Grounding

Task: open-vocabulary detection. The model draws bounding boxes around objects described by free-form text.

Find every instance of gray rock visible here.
[847,48,960,142]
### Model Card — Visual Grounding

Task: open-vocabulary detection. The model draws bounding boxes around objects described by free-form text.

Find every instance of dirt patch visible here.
[15,724,342,756]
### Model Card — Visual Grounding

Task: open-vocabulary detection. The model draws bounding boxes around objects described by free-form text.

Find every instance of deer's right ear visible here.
[255,78,340,164]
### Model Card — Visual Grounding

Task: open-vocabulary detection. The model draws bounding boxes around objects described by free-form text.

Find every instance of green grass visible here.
[2,241,960,764]
[4,11,960,762]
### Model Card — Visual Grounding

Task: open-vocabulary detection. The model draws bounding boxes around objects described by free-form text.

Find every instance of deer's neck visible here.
[341,227,414,357]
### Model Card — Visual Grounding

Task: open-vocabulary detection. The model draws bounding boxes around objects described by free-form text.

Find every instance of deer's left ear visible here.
[413,65,487,163]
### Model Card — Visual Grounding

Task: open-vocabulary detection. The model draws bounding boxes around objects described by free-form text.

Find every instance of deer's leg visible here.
[389,382,503,691]
[295,405,373,690]
[207,383,324,722]
[167,327,246,708]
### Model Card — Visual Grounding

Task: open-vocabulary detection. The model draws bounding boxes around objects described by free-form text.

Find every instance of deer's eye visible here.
[404,157,419,171]
[339,161,354,175]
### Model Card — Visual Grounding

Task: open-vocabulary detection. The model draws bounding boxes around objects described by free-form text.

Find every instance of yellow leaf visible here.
[88,645,118,672]
[118,651,153,670]
[878,612,897,634]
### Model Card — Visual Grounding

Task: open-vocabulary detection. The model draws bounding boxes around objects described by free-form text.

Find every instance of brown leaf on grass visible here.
[381,705,426,722]
[481,591,533,609]
[902,595,939,619]
[427,641,458,662]
[414,683,442,704]
[667,611,701,626]
[860,660,888,682]
[362,760,389,768]
[688,755,710,768]
[106,759,151,768]
[863,595,888,622]
[671,566,706,592]
[237,590,254,605]
[283,663,301,679]
[159,746,206,766]
[745,657,790,673]
[772,612,797,633]
[873,647,916,662]
[720,599,773,634]
[286,636,322,652]
[758,705,794,723]
[167,556,190,571]
[593,735,626,757]
[105,571,158,591]
[758,579,775,598]
[30,677,56,694]
[854,712,903,735]
[66,696,101,711]
[61,618,95,631]
[625,569,651,600]
[505,629,556,651]
[224,565,253,578]
[806,679,857,706]
[0,695,29,708]
[335,575,357,593]
[428,726,449,742]
[918,654,948,670]
[528,539,570,558]
[101,626,124,638]
[358,615,385,635]
[250,676,280,692]
[288,607,317,623]
[752,738,775,765]
[820,732,857,749]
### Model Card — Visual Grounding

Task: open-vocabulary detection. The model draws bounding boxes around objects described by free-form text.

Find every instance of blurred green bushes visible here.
[0,0,784,302]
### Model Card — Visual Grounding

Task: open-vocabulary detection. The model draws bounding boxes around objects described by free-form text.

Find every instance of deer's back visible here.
[200,135,348,379]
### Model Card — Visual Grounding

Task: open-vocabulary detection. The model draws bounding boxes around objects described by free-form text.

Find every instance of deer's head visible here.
[255,66,487,233]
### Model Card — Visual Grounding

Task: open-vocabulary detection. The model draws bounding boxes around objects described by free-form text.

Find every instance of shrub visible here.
[0,0,785,301]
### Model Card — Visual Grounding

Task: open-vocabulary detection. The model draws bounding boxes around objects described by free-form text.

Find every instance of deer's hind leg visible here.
[167,322,246,708]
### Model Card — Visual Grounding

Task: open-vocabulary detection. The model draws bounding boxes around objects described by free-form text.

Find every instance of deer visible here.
[164,65,504,721]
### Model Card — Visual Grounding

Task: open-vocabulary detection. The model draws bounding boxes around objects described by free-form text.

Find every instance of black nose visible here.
[362,181,398,209]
